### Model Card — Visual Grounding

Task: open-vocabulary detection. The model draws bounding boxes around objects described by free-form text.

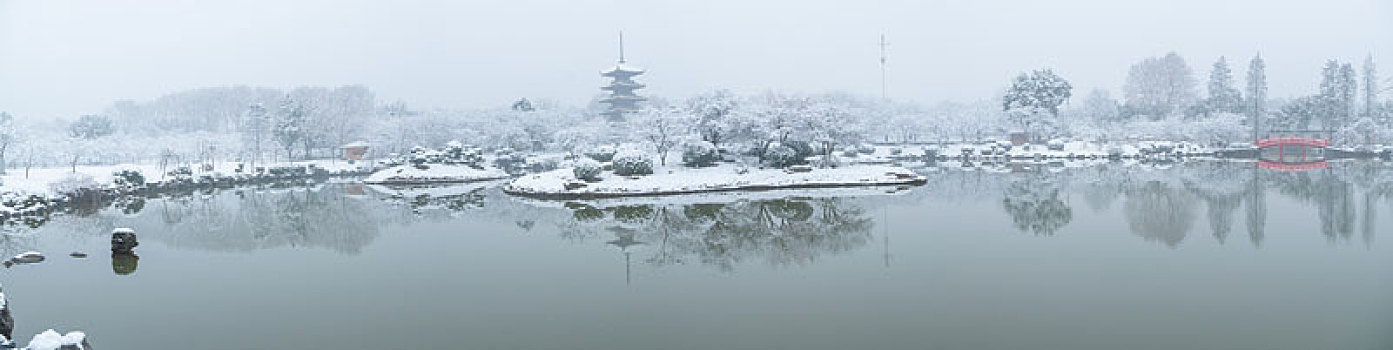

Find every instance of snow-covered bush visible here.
[571,158,603,182]
[764,145,798,168]
[681,141,720,168]
[842,146,859,157]
[112,169,146,189]
[49,173,100,195]
[492,151,528,175]
[811,154,840,168]
[584,146,617,162]
[612,151,654,176]
[856,143,876,154]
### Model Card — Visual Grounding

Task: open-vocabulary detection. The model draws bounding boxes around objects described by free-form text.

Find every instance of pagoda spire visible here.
[618,31,626,64]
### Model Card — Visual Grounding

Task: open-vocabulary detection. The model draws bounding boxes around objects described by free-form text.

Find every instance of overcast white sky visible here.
[1,0,1390,119]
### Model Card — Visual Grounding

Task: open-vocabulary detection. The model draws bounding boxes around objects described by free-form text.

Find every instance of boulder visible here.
[110,228,138,254]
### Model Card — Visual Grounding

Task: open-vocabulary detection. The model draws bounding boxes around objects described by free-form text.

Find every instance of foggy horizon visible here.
[2,0,1391,118]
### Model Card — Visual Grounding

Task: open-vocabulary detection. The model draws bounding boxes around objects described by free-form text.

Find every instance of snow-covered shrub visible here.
[441,141,484,165]
[112,169,146,189]
[842,146,859,157]
[811,154,840,168]
[493,151,528,175]
[612,151,654,176]
[857,143,876,154]
[1047,139,1065,151]
[584,146,617,162]
[681,141,720,168]
[787,141,816,161]
[571,158,603,182]
[890,147,903,155]
[763,145,798,168]
[49,173,100,195]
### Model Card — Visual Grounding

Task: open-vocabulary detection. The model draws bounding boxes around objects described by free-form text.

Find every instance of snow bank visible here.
[363,164,509,185]
[504,164,926,199]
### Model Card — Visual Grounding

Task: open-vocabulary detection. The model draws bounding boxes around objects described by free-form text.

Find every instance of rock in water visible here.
[4,252,45,267]
[111,228,138,254]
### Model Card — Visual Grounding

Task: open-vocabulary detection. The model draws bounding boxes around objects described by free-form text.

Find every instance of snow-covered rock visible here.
[4,252,44,267]
[363,164,509,185]
[23,330,88,350]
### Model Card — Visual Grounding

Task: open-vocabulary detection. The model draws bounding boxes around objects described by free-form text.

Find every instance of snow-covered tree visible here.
[635,107,691,166]
[1205,57,1243,115]
[1080,89,1121,124]
[1246,54,1268,138]
[66,115,115,172]
[1124,52,1198,119]
[1363,54,1379,118]
[241,103,270,168]
[68,115,114,140]
[1274,96,1322,130]
[1319,60,1359,129]
[0,112,14,174]
[686,89,738,147]
[1002,69,1072,141]
[274,95,306,160]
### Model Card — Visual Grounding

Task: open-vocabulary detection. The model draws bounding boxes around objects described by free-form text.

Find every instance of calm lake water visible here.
[2,161,1391,350]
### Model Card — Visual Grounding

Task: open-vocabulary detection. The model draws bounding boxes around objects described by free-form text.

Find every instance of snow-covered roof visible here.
[340,141,370,148]
[600,63,645,76]
[601,81,646,89]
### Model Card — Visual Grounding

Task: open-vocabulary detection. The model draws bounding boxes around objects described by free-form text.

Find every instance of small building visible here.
[1009,130,1029,146]
[340,141,370,161]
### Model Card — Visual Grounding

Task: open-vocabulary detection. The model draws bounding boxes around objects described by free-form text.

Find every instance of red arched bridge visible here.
[1256,133,1329,171]
[1255,137,1329,149]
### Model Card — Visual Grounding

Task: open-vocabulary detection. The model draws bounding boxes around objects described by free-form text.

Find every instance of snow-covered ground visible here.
[0,159,368,197]
[505,163,926,199]
[363,164,509,184]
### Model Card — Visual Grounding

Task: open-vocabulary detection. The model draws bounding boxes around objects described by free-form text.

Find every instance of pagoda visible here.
[599,33,646,122]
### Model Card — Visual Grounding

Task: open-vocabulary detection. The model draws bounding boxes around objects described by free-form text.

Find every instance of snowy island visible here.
[504,164,926,199]
[363,164,509,185]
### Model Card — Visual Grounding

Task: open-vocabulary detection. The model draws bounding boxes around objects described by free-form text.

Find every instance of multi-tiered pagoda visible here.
[599,34,646,122]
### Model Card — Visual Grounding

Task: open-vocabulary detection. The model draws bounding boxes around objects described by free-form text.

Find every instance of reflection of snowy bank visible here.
[363,164,509,185]
[514,184,914,209]
[504,164,926,199]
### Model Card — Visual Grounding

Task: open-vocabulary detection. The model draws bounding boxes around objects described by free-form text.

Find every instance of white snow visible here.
[24,330,86,350]
[112,228,136,234]
[505,163,925,198]
[363,164,509,185]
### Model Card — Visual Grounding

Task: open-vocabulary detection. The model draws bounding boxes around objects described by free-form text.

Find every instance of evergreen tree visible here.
[1246,54,1267,138]
[1318,61,1360,129]
[1362,54,1378,117]
[1339,63,1358,122]
[1206,56,1243,115]
[274,95,306,160]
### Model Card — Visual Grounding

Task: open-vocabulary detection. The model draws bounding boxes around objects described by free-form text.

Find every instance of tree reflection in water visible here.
[563,198,874,272]
[1001,173,1072,236]
[1125,181,1198,247]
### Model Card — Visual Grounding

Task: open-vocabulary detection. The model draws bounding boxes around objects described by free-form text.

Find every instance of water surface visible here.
[2,161,1390,350]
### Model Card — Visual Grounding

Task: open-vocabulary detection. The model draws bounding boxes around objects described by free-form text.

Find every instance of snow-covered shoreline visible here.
[363,164,510,185]
[503,164,927,199]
